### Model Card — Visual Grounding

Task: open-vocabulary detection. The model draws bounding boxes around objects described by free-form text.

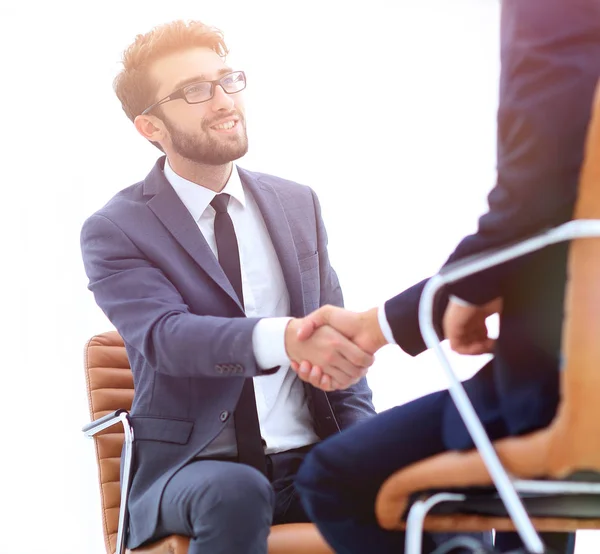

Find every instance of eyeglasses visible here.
[140,71,247,116]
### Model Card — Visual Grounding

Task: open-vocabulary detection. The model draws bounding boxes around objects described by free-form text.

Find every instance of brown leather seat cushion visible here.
[127,524,334,554]
[128,535,189,554]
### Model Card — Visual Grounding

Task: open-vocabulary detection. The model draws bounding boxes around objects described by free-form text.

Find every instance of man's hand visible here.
[285,315,375,391]
[443,297,503,355]
[288,305,388,391]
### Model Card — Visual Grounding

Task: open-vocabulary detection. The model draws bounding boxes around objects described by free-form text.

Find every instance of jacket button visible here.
[219,410,230,422]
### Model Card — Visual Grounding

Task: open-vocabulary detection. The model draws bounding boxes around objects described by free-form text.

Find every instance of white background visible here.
[0,0,597,552]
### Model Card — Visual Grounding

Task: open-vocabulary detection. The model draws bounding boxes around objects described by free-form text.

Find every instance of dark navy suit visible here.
[81,161,375,550]
[296,1,600,552]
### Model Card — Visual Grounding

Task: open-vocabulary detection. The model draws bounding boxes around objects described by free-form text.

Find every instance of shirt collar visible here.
[164,159,246,222]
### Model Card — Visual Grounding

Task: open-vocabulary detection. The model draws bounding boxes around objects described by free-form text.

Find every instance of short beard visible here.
[161,111,249,165]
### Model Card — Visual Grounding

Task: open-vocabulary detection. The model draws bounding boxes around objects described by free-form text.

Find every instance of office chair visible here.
[82,331,334,554]
[375,84,600,553]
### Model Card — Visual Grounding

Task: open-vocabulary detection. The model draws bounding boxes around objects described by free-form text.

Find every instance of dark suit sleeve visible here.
[384,278,447,357]
[447,0,600,304]
[310,189,377,425]
[81,214,264,378]
[385,0,600,350]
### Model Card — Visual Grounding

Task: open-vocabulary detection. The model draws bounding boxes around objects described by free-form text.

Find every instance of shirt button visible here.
[219,410,230,422]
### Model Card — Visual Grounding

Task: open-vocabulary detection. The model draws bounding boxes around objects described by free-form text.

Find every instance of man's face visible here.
[148,47,248,165]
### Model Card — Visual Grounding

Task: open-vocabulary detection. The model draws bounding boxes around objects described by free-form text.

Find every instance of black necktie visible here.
[211,193,267,475]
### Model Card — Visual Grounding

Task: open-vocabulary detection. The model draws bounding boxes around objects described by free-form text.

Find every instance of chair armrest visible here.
[417,218,600,553]
[433,219,600,289]
[82,408,134,554]
[82,409,129,437]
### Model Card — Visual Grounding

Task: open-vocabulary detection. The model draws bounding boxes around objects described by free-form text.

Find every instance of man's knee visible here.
[196,464,274,526]
[295,445,328,494]
[295,444,348,511]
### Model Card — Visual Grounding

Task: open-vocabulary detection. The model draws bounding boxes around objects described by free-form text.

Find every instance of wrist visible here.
[284,318,300,359]
[361,307,389,352]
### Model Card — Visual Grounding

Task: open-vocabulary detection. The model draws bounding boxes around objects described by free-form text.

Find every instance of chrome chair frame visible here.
[83,409,134,554]
[407,219,600,554]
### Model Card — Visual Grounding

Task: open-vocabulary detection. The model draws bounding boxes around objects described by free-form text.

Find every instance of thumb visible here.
[296,307,331,341]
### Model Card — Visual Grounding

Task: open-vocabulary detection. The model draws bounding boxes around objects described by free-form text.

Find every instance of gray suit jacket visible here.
[80,157,376,547]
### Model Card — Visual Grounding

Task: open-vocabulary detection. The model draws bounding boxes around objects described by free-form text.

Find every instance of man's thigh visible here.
[154,459,274,540]
[296,389,493,552]
[298,388,451,507]
[277,390,467,524]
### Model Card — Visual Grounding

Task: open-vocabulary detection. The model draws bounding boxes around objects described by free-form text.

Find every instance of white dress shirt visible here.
[378,302,397,345]
[165,160,320,454]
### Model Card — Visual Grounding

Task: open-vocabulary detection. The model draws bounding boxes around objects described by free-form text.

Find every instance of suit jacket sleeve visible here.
[446,0,600,305]
[385,0,600,352]
[81,213,264,378]
[309,189,377,426]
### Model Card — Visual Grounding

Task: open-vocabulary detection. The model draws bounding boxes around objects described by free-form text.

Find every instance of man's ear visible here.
[134,114,165,144]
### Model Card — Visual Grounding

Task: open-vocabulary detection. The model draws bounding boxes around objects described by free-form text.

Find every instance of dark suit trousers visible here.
[295,386,574,554]
[151,445,313,554]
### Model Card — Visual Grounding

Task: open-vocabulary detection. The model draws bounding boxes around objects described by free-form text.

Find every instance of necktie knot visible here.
[211,193,230,214]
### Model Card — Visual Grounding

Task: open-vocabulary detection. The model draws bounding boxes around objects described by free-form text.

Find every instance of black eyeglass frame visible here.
[140,70,246,116]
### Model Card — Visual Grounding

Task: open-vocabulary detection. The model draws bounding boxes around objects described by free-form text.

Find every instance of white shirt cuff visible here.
[449,295,475,308]
[252,317,293,370]
[377,303,397,345]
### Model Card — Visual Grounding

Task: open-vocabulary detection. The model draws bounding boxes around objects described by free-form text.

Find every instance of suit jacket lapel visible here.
[238,168,305,317]
[143,159,243,312]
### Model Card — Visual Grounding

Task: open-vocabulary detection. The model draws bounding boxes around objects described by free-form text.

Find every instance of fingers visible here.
[450,337,496,355]
[319,367,363,390]
[313,369,334,391]
[444,298,497,356]
[296,360,313,381]
[318,361,359,389]
[307,366,336,391]
[321,327,374,377]
[338,334,375,368]
[295,363,332,391]
[292,361,363,391]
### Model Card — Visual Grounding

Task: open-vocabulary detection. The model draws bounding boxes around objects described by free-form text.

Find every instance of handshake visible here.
[284,305,388,392]
[283,297,503,391]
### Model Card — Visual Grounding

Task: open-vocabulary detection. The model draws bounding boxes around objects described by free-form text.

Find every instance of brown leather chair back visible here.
[545,76,600,477]
[85,331,132,554]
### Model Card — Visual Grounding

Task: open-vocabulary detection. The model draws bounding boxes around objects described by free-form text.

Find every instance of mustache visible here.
[205,111,244,128]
